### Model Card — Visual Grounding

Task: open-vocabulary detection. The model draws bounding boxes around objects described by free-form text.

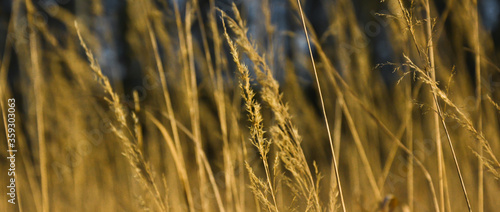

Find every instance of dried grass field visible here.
[1,0,500,211]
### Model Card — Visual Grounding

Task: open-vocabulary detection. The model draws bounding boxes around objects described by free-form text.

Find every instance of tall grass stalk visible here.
[140,0,195,210]
[423,1,446,211]
[296,1,345,211]
[25,1,49,211]
[472,0,484,211]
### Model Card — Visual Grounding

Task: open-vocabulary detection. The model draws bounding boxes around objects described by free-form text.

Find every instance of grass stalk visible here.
[140,1,195,210]
[424,1,471,210]
[423,2,446,211]
[472,0,484,211]
[25,2,49,211]
[296,1,346,211]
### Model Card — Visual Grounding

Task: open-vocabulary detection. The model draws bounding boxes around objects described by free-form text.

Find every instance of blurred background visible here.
[2,0,500,85]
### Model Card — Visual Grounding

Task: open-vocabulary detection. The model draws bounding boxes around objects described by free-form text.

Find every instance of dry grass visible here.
[1,0,500,211]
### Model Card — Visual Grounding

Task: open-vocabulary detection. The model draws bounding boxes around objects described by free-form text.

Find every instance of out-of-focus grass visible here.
[1,0,500,211]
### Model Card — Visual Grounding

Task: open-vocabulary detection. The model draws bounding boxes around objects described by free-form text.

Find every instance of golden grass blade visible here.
[25,1,49,211]
[423,1,446,210]
[295,1,345,211]
[472,0,484,210]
